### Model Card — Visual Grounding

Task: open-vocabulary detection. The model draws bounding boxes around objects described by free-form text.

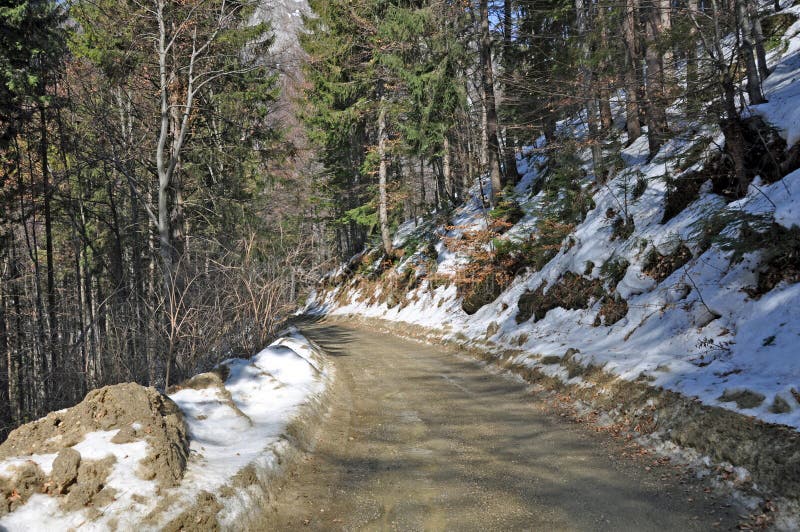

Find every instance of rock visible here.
[51,448,81,494]
[63,456,117,511]
[769,395,792,414]
[718,389,766,409]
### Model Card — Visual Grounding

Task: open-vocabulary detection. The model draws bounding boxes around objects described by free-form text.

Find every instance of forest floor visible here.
[258,319,745,531]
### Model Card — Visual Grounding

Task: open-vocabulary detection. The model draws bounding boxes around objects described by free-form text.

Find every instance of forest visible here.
[1,0,796,442]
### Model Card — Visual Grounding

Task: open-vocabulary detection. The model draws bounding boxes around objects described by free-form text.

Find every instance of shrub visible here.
[600,256,630,289]
[632,175,647,200]
[611,215,635,240]
[662,172,705,224]
[762,11,798,51]
[489,188,525,227]
[594,295,629,327]
[746,224,800,297]
[642,244,693,282]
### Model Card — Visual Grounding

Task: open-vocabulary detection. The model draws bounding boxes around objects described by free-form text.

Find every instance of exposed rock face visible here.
[252,0,311,66]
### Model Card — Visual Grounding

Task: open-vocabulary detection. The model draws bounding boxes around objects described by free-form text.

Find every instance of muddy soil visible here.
[0,383,188,516]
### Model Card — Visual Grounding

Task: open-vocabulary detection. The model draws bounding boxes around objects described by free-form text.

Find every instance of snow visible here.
[311,17,800,432]
[0,453,57,477]
[0,329,331,531]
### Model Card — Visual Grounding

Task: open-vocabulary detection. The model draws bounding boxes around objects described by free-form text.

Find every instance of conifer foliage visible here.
[302,0,787,257]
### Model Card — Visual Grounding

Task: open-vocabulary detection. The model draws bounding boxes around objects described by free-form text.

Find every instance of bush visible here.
[401,233,438,260]
[642,244,693,282]
[747,224,800,297]
[461,272,506,315]
[632,174,648,200]
[489,188,525,227]
[762,11,798,51]
[662,172,705,224]
[594,295,628,326]
[611,215,635,240]
[600,256,630,289]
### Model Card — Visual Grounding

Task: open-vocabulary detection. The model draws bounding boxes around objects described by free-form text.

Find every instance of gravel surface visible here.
[258,320,742,531]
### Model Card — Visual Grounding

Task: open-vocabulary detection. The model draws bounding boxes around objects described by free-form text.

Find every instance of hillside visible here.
[3,0,800,528]
[307,4,800,511]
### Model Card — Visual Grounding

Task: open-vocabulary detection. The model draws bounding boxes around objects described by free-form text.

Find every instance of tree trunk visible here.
[597,0,613,130]
[753,19,769,82]
[0,251,8,429]
[1,238,20,428]
[443,134,457,203]
[479,0,503,205]
[501,0,520,185]
[480,96,488,171]
[377,97,393,256]
[747,0,770,81]
[6,240,21,425]
[19,134,48,415]
[577,0,603,176]
[686,0,700,109]
[659,0,674,90]
[722,81,749,195]
[156,0,175,360]
[736,0,766,105]
[623,0,643,144]
[710,0,749,195]
[644,2,669,155]
[587,90,604,177]
[39,101,58,403]
[503,0,513,57]
[502,130,520,185]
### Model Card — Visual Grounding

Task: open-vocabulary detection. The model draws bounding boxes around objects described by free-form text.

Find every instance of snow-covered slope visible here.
[311,8,800,432]
[0,329,331,531]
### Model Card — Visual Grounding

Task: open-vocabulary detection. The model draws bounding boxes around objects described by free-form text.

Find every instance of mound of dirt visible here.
[0,383,189,516]
[162,490,223,532]
[0,461,45,515]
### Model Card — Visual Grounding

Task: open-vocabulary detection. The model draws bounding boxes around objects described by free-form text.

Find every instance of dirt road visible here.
[259,319,741,531]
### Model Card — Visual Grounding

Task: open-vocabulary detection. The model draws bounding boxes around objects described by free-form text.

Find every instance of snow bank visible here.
[0,328,331,531]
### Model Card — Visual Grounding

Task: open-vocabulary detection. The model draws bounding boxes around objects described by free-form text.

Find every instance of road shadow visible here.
[291,315,358,357]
